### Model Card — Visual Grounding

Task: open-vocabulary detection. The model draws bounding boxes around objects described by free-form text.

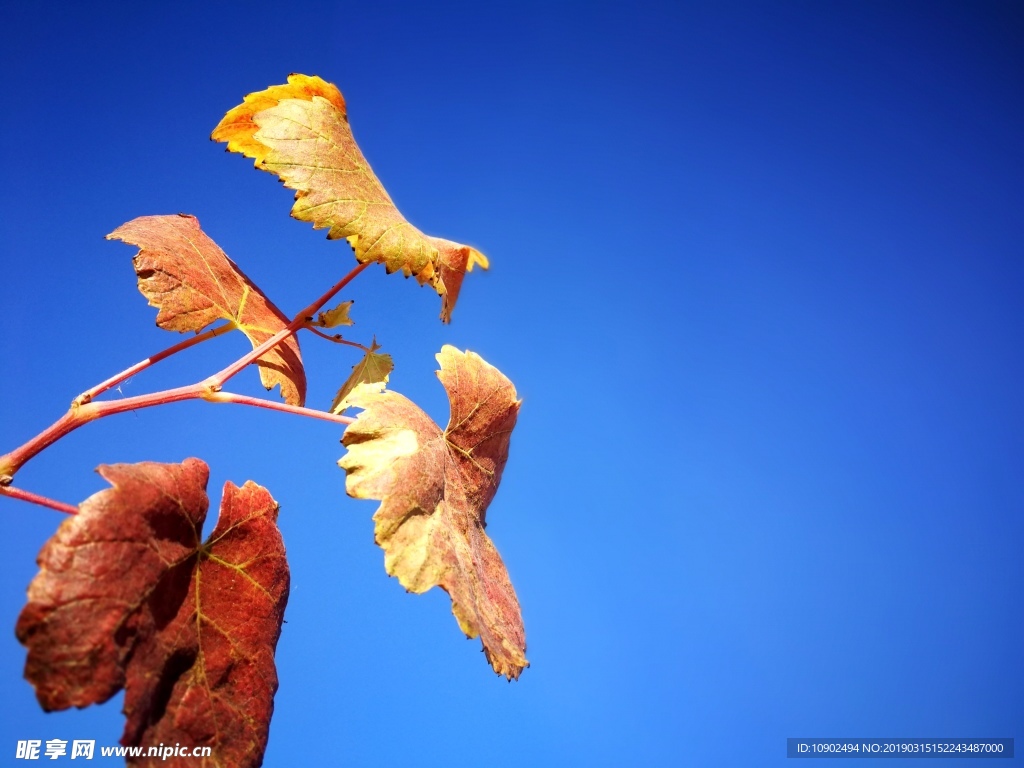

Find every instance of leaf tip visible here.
[435,243,489,323]
[467,248,489,272]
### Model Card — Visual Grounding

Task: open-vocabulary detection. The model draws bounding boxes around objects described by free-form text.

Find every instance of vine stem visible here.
[0,261,372,488]
[74,322,235,406]
[304,324,371,352]
[203,261,371,392]
[0,384,202,483]
[0,485,77,516]
[208,391,355,425]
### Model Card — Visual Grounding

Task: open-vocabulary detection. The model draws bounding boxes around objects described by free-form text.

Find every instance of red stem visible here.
[205,261,371,392]
[75,322,233,405]
[0,261,372,483]
[304,325,371,351]
[0,384,204,481]
[208,391,355,425]
[0,485,78,515]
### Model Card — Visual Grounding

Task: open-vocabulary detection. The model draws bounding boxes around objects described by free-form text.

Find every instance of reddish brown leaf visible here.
[339,346,527,679]
[108,214,306,406]
[212,74,488,323]
[16,459,290,768]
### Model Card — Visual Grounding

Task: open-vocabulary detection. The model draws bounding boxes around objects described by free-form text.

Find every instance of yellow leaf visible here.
[338,346,526,679]
[212,74,346,167]
[330,343,393,414]
[212,74,488,323]
[316,300,354,328]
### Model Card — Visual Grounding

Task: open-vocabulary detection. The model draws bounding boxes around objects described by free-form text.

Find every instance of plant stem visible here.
[0,382,356,483]
[207,391,355,425]
[0,485,78,515]
[0,385,202,482]
[0,263,372,483]
[74,322,234,406]
[205,261,371,392]
[304,325,371,352]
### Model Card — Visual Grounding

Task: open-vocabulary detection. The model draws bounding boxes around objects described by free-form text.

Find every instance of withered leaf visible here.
[212,73,488,323]
[339,346,527,679]
[108,214,306,406]
[16,459,289,768]
[317,299,354,328]
[330,341,393,414]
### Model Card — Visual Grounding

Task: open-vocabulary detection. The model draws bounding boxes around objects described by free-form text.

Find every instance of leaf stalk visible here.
[73,322,235,406]
[0,484,78,515]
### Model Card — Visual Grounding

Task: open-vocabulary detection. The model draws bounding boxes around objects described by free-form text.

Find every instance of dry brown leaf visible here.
[338,346,526,679]
[108,214,306,406]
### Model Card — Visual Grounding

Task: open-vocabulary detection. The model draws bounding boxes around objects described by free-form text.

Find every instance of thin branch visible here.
[0,485,77,515]
[206,391,356,426]
[0,262,371,480]
[303,325,371,352]
[0,384,204,479]
[75,322,235,406]
[205,261,372,391]
[86,384,205,417]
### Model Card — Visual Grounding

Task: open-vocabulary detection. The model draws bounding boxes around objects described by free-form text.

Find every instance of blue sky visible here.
[1,1,1021,766]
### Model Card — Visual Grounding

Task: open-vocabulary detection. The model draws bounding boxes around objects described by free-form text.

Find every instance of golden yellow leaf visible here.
[212,74,488,322]
[316,300,354,328]
[330,343,394,414]
[212,74,346,166]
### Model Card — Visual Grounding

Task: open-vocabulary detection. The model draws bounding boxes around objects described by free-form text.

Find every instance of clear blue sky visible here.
[1,2,1021,766]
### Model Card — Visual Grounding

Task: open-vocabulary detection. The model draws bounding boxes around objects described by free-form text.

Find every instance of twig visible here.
[206,391,356,425]
[205,261,371,391]
[74,323,235,406]
[0,485,77,515]
[304,325,371,352]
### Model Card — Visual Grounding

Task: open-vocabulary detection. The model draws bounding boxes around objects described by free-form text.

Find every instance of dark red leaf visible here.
[16,459,289,768]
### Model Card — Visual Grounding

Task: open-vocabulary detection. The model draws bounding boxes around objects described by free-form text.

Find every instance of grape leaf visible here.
[15,459,289,768]
[330,341,394,414]
[338,346,527,679]
[108,214,306,406]
[212,73,489,323]
[316,299,354,328]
